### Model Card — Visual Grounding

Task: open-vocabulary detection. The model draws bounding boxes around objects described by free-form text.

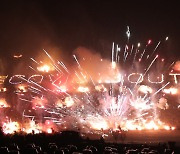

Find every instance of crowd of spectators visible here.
[0,129,179,154]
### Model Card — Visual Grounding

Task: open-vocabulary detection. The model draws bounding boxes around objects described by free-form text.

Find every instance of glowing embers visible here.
[37,64,54,73]
[0,98,10,108]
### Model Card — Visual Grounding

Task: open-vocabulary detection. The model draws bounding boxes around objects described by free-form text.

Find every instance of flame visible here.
[145,121,159,130]
[37,64,53,72]
[2,121,20,134]
[23,120,41,134]
[89,119,109,130]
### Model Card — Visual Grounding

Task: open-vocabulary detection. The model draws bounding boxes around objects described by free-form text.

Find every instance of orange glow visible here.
[64,97,74,107]
[47,128,53,134]
[163,87,178,95]
[16,84,28,93]
[138,85,153,94]
[56,99,63,108]
[77,86,89,93]
[0,87,7,92]
[164,125,170,130]
[57,85,67,92]
[89,119,109,130]
[24,120,41,134]
[173,61,180,71]
[0,99,10,108]
[95,84,107,92]
[145,121,159,130]
[111,62,117,69]
[0,75,8,84]
[32,97,47,108]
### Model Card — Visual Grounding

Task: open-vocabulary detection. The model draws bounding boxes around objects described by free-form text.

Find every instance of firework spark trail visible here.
[19,98,32,102]
[150,41,161,58]
[134,54,159,87]
[130,44,134,55]
[43,49,63,73]
[30,89,43,96]
[128,88,134,96]
[28,75,44,83]
[19,76,48,91]
[126,26,131,41]
[153,82,170,96]
[4,29,178,134]
[167,61,175,71]
[29,86,42,92]
[140,49,146,59]
[132,48,138,66]
[58,61,69,73]
[31,58,39,64]
[123,46,127,62]
[117,95,129,118]
[89,75,95,86]
[112,42,115,63]
[73,54,81,69]
[75,71,83,82]
[116,44,120,62]
[140,40,151,60]
[29,66,38,72]
[124,52,129,62]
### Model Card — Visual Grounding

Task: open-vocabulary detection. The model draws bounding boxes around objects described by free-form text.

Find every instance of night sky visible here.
[0,0,180,73]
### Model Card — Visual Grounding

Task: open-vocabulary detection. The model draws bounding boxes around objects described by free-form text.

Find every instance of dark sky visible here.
[0,0,180,64]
